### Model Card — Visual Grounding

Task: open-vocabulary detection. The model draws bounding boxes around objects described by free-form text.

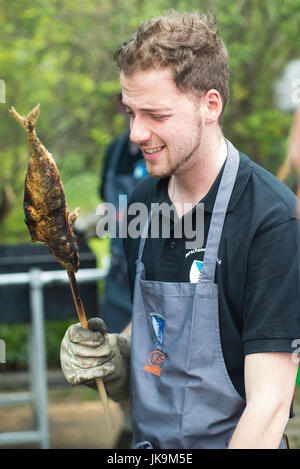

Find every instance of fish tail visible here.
[9,104,40,132]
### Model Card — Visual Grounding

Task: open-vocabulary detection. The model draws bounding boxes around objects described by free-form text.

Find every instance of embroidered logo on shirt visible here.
[185,248,205,258]
[144,350,166,376]
[189,260,203,283]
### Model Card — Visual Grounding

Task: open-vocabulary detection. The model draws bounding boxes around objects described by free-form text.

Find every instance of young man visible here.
[60,11,300,449]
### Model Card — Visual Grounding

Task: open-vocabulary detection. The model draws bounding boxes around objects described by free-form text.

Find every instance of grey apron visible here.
[101,131,146,332]
[130,139,286,449]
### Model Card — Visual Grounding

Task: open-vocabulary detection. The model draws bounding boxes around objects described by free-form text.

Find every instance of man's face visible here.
[121,68,205,179]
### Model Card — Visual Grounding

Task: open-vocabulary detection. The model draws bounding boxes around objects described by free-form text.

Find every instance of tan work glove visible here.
[60,317,131,402]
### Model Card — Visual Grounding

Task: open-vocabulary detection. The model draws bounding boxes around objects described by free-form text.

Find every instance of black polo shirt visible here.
[123,151,300,399]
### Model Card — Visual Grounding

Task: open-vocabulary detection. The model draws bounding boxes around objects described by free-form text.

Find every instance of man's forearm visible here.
[228,402,289,449]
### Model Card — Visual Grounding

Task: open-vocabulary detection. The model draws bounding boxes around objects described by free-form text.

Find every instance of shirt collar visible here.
[154,152,251,214]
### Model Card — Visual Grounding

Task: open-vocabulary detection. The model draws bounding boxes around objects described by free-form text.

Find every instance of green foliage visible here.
[45,319,74,368]
[0,319,74,370]
[0,0,299,243]
[0,238,109,372]
[0,322,29,370]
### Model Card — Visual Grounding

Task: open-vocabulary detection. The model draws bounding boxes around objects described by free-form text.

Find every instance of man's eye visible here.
[151,115,167,120]
[126,110,135,118]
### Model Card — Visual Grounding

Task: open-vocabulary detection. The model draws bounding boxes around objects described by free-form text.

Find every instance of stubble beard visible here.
[152,124,204,180]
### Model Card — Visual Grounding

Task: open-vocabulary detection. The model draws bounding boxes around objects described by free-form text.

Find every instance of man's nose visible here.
[130,116,152,145]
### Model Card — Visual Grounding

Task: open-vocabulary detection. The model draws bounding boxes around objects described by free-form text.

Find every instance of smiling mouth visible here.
[142,145,166,157]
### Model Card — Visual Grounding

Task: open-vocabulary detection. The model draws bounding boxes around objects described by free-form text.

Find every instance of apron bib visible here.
[129,140,285,449]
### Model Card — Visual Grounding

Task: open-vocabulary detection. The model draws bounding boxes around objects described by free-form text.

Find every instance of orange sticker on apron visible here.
[144,350,166,376]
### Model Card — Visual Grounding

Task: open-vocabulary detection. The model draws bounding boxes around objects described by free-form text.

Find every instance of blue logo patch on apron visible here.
[151,315,165,345]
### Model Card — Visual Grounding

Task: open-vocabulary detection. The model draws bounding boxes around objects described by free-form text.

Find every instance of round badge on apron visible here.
[129,139,286,449]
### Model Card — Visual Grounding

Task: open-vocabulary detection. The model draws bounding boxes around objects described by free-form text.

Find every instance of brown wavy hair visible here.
[114,10,229,116]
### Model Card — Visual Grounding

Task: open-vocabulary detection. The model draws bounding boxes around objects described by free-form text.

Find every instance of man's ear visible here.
[203,89,223,125]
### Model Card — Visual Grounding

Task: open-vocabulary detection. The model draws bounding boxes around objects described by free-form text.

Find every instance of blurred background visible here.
[0,0,299,449]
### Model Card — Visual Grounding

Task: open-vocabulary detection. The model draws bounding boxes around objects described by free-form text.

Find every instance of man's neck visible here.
[168,127,227,218]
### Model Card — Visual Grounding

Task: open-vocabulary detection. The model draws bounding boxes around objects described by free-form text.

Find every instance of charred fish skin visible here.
[9,105,80,273]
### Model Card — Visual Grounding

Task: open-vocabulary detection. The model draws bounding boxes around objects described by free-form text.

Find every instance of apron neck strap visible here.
[138,211,151,262]
[200,139,239,283]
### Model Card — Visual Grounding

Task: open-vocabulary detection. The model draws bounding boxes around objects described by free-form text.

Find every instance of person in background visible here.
[287,105,300,218]
[99,93,147,334]
[274,59,300,217]
[74,94,147,448]
[98,95,147,448]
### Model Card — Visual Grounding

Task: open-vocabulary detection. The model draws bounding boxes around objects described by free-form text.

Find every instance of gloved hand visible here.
[60,317,131,402]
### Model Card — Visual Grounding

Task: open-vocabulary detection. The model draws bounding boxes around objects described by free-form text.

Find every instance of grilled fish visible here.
[9,104,80,272]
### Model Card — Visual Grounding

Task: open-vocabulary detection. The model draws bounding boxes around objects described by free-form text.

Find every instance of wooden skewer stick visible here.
[67,270,111,428]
